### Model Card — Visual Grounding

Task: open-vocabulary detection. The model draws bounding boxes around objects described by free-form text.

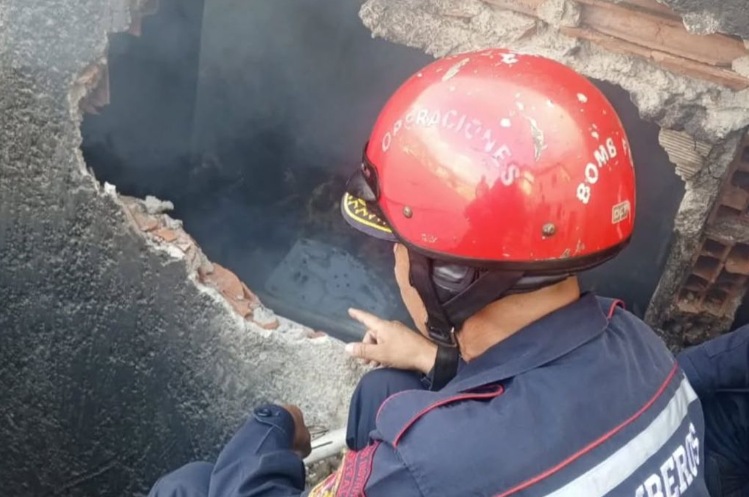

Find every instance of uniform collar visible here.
[445,293,609,393]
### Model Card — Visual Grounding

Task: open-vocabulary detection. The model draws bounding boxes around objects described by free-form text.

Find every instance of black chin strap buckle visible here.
[427,325,457,348]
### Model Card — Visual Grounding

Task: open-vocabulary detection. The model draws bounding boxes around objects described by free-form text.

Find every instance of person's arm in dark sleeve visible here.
[677,325,749,397]
[207,404,306,497]
[306,440,423,497]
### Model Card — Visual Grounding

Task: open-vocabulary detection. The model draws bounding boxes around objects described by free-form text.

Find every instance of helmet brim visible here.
[340,192,397,242]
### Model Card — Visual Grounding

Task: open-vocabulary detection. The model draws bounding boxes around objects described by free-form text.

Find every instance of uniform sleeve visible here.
[677,325,749,397]
[207,404,306,497]
[306,441,424,497]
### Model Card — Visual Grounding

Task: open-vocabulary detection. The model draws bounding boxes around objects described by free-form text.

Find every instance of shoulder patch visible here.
[338,442,379,496]
[308,443,380,497]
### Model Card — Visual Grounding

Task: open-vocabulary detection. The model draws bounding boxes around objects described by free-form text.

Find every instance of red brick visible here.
[132,211,159,232]
[207,263,244,300]
[725,244,749,275]
[720,186,749,212]
[227,298,254,319]
[240,282,261,309]
[683,274,709,293]
[173,233,195,253]
[700,238,730,260]
[692,256,721,282]
[153,227,179,243]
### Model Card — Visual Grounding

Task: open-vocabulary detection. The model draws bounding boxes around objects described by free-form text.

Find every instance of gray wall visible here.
[0,1,361,496]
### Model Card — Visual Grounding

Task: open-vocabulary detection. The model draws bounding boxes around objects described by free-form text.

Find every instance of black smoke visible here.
[81,0,431,339]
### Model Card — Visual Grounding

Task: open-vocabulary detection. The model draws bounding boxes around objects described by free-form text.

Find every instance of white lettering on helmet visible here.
[382,132,392,152]
[442,110,458,130]
[381,106,518,186]
[482,128,497,154]
[576,136,620,205]
[392,119,403,138]
[415,109,429,126]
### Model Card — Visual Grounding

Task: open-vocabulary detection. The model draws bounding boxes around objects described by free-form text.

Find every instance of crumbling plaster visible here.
[645,134,744,343]
[658,0,749,39]
[0,1,363,496]
[360,0,749,342]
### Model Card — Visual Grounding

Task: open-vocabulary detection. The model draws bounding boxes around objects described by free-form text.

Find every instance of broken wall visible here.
[0,1,363,496]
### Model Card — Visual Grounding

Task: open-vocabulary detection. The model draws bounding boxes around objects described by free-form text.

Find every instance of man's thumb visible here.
[345,342,380,362]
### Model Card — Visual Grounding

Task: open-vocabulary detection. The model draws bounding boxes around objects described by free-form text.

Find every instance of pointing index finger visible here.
[348,308,386,330]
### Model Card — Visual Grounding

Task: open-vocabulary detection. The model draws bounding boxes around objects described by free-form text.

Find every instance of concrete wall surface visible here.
[0,1,363,496]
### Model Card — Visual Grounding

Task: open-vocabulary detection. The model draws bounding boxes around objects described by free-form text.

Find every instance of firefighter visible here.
[677,326,749,496]
[148,48,711,497]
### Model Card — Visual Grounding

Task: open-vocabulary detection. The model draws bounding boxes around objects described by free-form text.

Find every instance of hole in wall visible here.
[81,0,428,341]
[80,0,686,338]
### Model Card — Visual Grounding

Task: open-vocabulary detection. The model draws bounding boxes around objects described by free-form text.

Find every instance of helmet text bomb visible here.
[577,136,627,205]
[343,48,636,273]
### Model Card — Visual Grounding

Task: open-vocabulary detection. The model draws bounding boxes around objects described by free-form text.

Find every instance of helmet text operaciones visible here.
[382,106,516,185]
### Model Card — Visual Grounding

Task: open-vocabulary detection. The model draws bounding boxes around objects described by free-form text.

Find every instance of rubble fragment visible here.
[118,194,307,333]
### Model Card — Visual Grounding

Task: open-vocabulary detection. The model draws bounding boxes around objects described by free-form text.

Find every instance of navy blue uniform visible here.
[678,326,749,497]
[150,294,710,497]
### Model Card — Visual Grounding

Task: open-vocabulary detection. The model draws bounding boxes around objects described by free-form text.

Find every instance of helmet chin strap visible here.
[408,250,526,390]
[408,250,526,347]
[407,250,573,388]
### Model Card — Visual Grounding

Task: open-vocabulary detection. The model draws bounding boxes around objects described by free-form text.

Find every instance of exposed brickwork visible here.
[119,193,328,338]
[666,134,749,341]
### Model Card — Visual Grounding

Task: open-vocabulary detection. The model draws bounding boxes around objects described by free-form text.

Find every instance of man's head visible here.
[342,49,636,347]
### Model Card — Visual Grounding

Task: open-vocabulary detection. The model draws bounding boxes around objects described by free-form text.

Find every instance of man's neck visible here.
[457,277,581,361]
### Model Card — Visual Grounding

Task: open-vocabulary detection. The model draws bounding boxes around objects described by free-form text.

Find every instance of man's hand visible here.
[345,308,438,375]
[281,404,312,459]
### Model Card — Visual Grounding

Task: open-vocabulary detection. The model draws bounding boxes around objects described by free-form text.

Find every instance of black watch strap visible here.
[429,344,460,391]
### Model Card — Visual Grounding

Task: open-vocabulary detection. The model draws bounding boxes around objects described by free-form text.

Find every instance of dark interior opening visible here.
[81,0,686,341]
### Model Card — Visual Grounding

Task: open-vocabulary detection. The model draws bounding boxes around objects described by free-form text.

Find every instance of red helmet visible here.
[342,48,636,347]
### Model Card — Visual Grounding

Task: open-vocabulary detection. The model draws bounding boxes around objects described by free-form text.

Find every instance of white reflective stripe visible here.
[543,377,698,497]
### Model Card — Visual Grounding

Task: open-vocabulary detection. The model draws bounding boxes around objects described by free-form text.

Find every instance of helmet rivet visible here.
[542,223,556,237]
[403,206,413,218]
